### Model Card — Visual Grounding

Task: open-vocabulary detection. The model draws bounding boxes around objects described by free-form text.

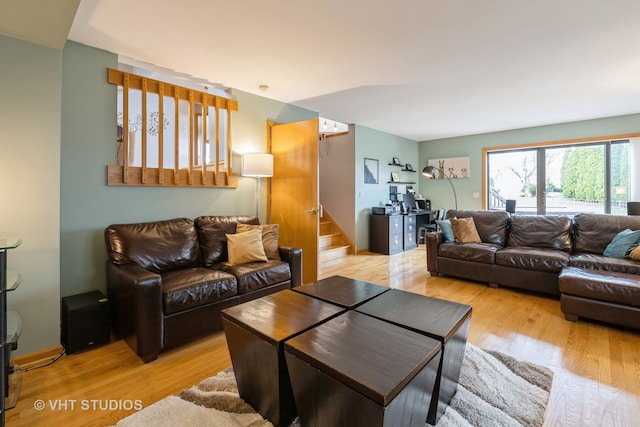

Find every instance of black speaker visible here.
[61,291,110,354]
[628,201,640,216]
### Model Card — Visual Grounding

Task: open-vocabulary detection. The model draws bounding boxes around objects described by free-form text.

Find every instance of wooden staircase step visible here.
[319,244,350,262]
[318,210,355,264]
[319,233,345,250]
[320,221,333,235]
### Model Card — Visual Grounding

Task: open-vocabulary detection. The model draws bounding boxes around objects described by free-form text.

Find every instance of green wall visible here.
[419,114,640,211]
[355,125,419,249]
[0,35,62,355]
[4,35,640,356]
[60,42,316,300]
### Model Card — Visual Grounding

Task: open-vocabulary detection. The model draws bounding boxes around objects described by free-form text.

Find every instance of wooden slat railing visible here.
[107,68,238,188]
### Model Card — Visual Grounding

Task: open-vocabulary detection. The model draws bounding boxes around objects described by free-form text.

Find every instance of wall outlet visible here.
[472,192,480,198]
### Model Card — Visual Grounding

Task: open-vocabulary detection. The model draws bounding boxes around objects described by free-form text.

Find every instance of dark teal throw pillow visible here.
[436,219,455,242]
[603,229,640,258]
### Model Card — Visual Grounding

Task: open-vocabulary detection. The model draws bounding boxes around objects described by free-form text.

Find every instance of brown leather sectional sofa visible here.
[105,216,302,362]
[426,210,640,329]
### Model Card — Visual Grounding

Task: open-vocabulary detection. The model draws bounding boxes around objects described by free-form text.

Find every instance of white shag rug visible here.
[113,343,553,427]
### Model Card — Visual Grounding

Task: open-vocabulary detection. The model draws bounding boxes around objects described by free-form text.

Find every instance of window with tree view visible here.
[487,138,630,215]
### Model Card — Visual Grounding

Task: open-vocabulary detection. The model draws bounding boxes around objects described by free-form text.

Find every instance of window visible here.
[485,135,636,215]
[108,69,238,188]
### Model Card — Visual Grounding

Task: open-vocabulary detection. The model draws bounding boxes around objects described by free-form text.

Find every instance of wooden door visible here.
[270,119,319,283]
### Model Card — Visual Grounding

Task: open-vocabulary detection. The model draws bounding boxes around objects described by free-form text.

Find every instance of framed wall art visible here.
[364,158,379,184]
[427,156,470,179]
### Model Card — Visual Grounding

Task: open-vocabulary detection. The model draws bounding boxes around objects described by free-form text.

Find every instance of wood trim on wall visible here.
[14,345,64,370]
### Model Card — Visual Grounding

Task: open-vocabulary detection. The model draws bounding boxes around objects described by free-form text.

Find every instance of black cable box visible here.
[372,206,393,215]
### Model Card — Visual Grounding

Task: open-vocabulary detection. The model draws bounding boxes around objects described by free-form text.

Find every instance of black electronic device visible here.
[389,186,398,203]
[416,199,431,211]
[61,290,110,354]
[372,206,393,215]
[403,191,417,212]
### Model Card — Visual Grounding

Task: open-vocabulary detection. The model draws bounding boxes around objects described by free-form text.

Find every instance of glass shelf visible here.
[4,270,21,293]
[0,237,21,251]
[1,236,22,421]
[5,311,22,347]
[6,361,22,410]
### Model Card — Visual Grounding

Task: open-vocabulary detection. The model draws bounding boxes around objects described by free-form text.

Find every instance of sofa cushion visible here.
[569,253,640,275]
[496,247,569,273]
[436,219,455,242]
[573,213,640,254]
[603,229,640,258]
[195,216,261,266]
[446,210,510,246]
[226,228,268,265]
[450,217,481,243]
[236,223,281,260]
[221,260,292,294]
[195,215,260,229]
[559,267,640,306]
[438,242,501,264]
[162,268,238,315]
[508,215,572,252]
[198,222,236,267]
[105,218,201,274]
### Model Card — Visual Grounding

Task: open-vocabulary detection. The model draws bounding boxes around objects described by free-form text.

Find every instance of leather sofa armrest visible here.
[279,246,303,287]
[426,231,444,275]
[106,262,163,363]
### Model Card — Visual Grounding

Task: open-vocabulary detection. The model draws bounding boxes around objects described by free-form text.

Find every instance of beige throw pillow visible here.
[450,217,482,243]
[629,245,640,261]
[236,223,281,260]
[226,228,268,265]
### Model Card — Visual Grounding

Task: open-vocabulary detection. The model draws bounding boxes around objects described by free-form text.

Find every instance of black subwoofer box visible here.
[61,290,110,354]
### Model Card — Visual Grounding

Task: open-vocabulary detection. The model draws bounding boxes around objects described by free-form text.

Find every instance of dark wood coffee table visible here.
[356,289,472,425]
[285,310,441,427]
[292,275,389,308]
[221,289,344,427]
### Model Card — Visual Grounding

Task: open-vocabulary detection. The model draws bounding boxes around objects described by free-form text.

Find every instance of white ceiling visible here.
[5,0,640,141]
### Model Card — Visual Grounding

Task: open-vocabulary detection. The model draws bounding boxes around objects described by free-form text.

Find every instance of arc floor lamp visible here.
[422,165,458,210]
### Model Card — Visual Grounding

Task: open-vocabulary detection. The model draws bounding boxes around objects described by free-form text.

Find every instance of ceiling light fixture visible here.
[333,122,338,132]
[324,119,328,130]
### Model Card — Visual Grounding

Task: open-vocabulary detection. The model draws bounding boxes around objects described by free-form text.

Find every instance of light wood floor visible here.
[7,247,640,427]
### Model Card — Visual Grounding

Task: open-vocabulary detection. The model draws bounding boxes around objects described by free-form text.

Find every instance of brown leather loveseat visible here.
[426,210,640,329]
[105,215,302,362]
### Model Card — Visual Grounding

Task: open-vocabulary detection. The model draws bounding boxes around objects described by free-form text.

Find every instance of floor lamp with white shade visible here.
[242,153,274,219]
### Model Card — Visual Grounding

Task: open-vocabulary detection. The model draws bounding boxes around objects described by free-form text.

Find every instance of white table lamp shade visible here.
[242,153,274,177]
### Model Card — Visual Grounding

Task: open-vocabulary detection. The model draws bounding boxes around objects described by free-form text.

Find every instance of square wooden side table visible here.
[285,310,441,427]
[221,289,344,427]
[356,289,472,425]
